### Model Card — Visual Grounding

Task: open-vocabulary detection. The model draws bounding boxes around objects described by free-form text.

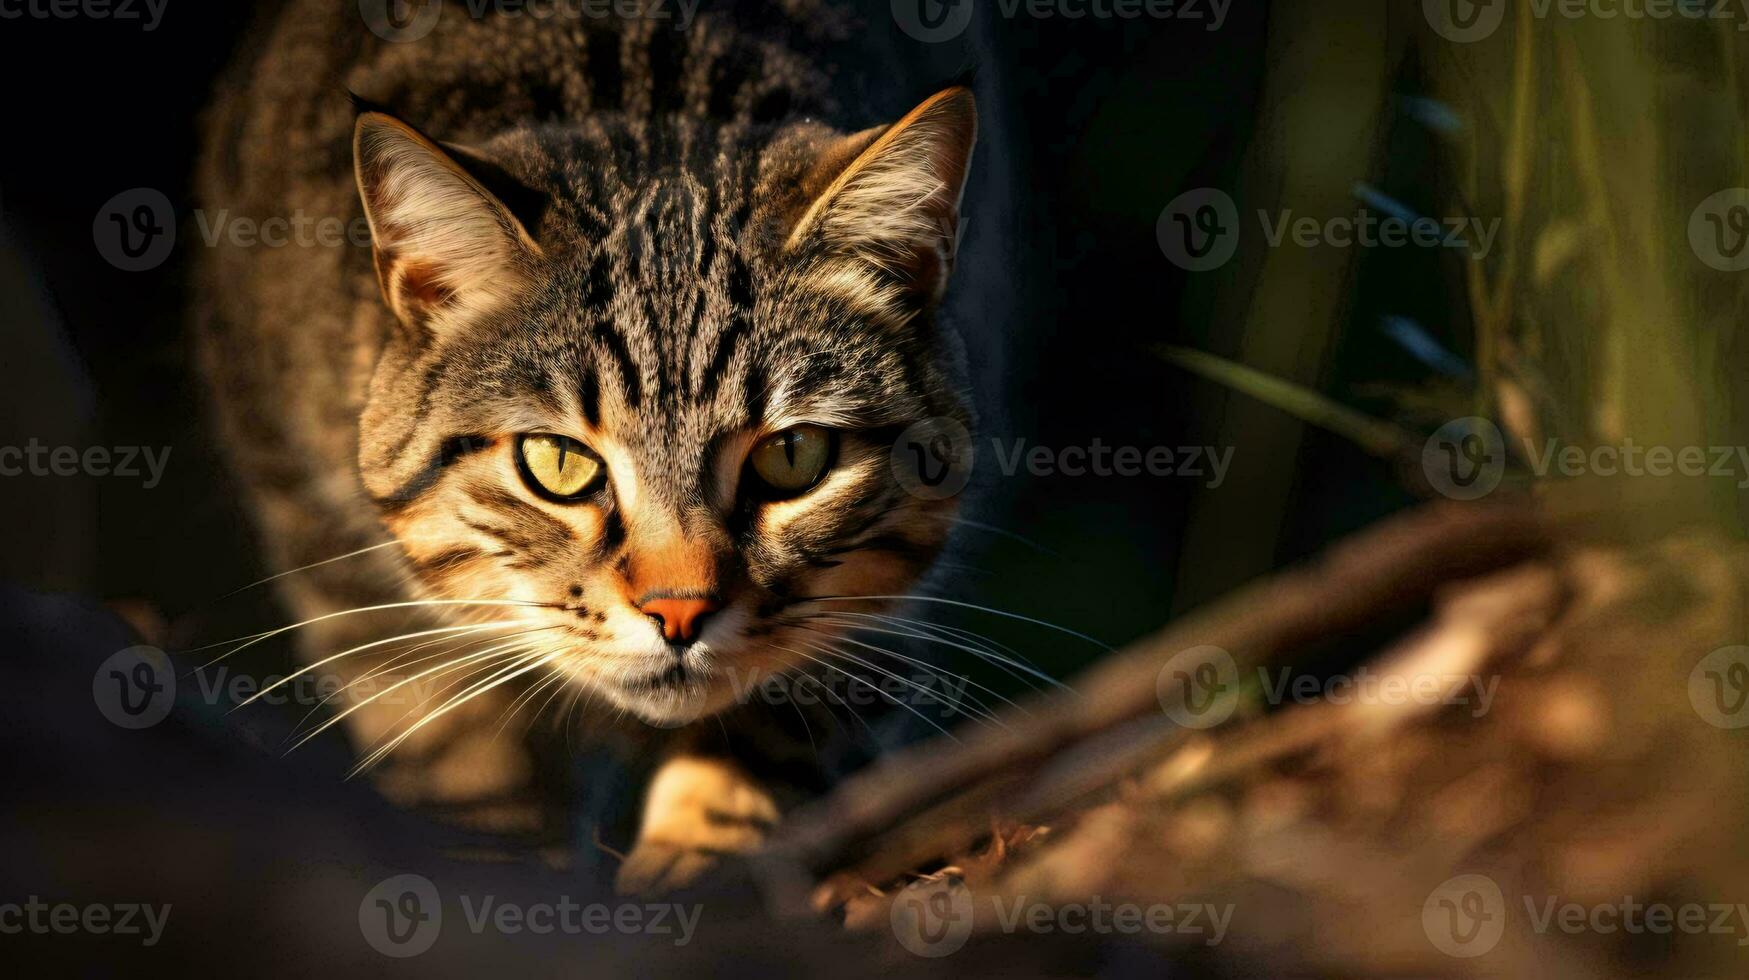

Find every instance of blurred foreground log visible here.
[749,498,1749,978]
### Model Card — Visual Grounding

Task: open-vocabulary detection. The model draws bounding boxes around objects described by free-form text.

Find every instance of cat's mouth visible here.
[622,662,690,693]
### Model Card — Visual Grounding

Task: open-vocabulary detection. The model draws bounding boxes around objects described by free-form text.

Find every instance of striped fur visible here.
[196,1,977,864]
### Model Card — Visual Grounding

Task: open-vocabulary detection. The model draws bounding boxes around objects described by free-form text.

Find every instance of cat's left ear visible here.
[786,86,976,307]
[353,112,542,334]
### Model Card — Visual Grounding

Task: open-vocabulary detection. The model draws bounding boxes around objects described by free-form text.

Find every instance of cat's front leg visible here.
[615,755,779,895]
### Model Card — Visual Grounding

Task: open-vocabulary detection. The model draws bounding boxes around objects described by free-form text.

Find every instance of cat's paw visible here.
[614,756,778,896]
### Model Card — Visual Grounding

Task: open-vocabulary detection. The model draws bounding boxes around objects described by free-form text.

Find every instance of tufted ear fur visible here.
[785,87,977,311]
[353,112,542,335]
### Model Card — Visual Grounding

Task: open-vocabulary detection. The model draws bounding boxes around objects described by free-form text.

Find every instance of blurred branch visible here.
[758,500,1552,903]
[1155,345,1415,458]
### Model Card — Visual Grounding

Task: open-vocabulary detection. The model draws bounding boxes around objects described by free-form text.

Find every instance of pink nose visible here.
[639,597,720,644]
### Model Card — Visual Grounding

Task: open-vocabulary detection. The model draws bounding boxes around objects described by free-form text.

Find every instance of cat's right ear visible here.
[353,112,542,334]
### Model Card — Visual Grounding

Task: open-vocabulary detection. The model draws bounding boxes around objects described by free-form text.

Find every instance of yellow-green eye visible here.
[746,425,836,499]
[517,434,604,500]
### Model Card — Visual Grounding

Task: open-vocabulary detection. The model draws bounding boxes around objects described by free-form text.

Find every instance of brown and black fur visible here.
[197,0,978,892]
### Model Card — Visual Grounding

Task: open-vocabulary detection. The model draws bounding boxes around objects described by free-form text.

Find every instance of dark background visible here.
[0,1,1457,973]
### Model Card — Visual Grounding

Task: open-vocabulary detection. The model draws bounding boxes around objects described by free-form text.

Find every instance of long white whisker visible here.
[783,639,960,742]
[938,515,1058,555]
[817,613,1069,693]
[796,595,1109,650]
[287,636,543,751]
[220,540,404,598]
[495,666,569,738]
[352,650,560,775]
[796,623,1018,722]
[233,621,536,710]
[193,598,551,668]
[290,624,560,734]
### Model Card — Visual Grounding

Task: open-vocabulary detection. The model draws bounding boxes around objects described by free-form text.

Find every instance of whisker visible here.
[782,639,961,742]
[524,668,579,735]
[817,612,1070,693]
[794,595,1109,650]
[352,649,560,775]
[927,515,1058,556]
[793,673,861,738]
[795,623,1017,723]
[286,633,553,752]
[219,540,404,599]
[495,666,570,738]
[191,598,555,668]
[232,620,536,710]
[770,641,928,738]
[290,623,561,734]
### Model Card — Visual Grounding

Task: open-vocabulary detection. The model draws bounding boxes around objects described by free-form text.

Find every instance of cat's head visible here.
[350,88,976,725]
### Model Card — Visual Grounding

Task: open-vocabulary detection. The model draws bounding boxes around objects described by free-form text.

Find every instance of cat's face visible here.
[350,89,976,724]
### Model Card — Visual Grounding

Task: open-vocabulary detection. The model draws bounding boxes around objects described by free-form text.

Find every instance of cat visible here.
[196,0,978,893]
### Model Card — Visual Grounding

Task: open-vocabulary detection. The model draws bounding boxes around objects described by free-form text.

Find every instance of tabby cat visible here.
[197,0,977,893]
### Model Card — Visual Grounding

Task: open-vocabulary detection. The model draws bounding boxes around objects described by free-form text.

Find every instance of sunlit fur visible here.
[198,3,977,743]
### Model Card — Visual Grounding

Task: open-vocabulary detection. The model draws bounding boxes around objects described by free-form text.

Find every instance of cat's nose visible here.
[639,596,721,645]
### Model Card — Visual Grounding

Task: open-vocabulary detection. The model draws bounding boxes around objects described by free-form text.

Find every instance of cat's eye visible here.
[745,425,836,499]
[516,434,605,501]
